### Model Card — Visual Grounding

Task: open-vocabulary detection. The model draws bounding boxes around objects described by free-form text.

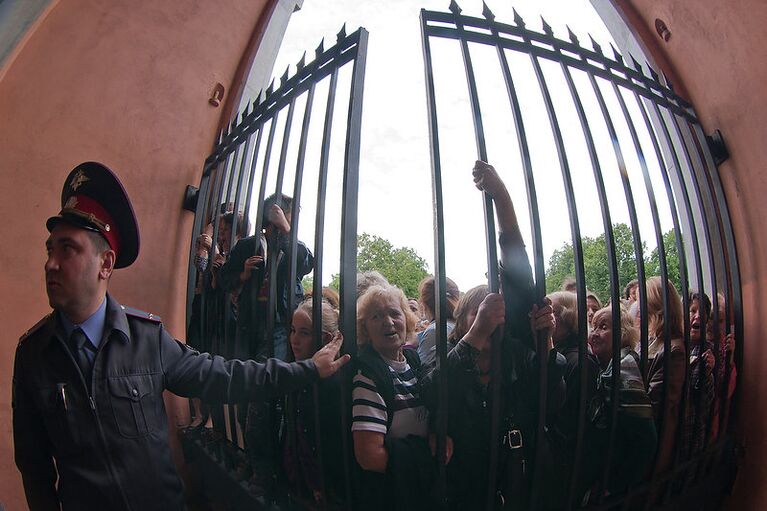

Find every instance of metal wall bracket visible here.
[706,129,729,166]
[182,185,199,212]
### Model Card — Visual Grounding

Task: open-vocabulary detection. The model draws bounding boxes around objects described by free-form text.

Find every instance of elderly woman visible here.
[282,298,346,509]
[645,276,686,475]
[352,283,435,510]
[435,161,566,510]
[416,275,460,369]
[587,304,656,496]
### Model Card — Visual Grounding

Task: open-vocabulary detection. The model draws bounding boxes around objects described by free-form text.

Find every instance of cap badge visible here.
[69,169,89,191]
[64,196,79,209]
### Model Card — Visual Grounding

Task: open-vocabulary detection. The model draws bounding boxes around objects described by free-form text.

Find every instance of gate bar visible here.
[446,5,503,511]
[691,122,743,436]
[585,62,651,499]
[555,32,620,506]
[338,26,368,509]
[419,9,450,508]
[313,64,344,507]
[640,101,705,508]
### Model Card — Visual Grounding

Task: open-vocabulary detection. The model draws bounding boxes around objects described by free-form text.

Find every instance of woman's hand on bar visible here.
[463,292,505,351]
[530,297,555,351]
[312,334,351,378]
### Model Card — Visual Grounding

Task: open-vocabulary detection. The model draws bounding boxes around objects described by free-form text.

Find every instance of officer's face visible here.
[45,223,111,321]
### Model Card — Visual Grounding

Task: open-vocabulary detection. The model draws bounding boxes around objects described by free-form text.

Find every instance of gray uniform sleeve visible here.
[158,325,319,402]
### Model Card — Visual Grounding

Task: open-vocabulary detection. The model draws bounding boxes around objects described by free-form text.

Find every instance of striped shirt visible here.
[351,357,428,439]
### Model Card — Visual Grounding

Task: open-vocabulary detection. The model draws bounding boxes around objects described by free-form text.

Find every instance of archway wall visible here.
[0,1,276,509]
[601,0,767,506]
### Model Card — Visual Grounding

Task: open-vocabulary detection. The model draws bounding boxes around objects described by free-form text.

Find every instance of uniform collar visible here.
[60,297,107,348]
[104,293,132,343]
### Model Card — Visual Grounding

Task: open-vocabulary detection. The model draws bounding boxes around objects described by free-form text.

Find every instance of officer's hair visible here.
[86,231,112,255]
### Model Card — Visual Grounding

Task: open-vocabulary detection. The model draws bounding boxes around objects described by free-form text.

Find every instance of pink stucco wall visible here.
[2,1,765,509]
[0,1,273,509]
[616,0,767,507]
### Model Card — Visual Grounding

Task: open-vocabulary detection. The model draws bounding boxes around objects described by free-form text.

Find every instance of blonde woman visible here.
[645,276,686,475]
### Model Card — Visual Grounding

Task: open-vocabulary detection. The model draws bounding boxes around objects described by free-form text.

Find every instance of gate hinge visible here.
[183,185,199,212]
[706,129,729,166]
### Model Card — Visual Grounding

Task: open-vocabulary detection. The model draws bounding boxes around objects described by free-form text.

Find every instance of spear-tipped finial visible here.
[567,26,579,44]
[253,91,263,108]
[540,16,553,36]
[590,35,603,55]
[297,51,306,70]
[513,8,526,27]
[265,79,275,98]
[337,23,347,42]
[610,43,623,63]
[280,66,290,86]
[229,116,238,133]
[661,70,674,90]
[630,54,643,72]
[315,38,325,58]
[647,64,659,82]
[482,1,495,21]
[241,102,250,118]
[449,0,462,15]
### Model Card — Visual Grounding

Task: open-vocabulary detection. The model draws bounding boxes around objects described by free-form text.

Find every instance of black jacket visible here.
[426,236,567,510]
[550,335,599,453]
[354,346,435,511]
[12,294,319,511]
[219,233,313,332]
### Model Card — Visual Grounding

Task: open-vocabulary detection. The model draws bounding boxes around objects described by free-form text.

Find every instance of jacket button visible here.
[131,388,139,397]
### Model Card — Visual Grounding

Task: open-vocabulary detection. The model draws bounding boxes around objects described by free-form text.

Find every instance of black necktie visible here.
[69,328,96,382]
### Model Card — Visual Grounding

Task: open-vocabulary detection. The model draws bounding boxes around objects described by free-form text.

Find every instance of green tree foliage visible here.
[301,276,313,294]
[646,228,681,291]
[329,233,429,298]
[545,223,681,304]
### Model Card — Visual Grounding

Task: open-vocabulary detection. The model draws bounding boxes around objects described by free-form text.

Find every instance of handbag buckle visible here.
[504,429,523,449]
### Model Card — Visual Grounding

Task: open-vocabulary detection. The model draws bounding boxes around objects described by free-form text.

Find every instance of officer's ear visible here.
[99,250,116,280]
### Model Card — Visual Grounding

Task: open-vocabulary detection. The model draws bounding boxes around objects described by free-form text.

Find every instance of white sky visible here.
[239,0,677,295]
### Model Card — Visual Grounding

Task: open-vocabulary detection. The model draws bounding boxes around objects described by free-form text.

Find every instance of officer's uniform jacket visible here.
[13,294,320,511]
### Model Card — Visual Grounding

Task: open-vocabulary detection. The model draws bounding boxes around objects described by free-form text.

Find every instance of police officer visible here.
[12,162,350,510]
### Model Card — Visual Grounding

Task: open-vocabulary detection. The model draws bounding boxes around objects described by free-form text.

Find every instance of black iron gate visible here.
[184,25,367,510]
[183,3,741,510]
[421,2,740,510]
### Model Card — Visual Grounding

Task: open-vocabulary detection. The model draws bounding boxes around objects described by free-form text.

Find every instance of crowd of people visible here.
[187,161,738,510]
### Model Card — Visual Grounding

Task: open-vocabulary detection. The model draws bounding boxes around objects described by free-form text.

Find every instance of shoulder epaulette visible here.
[120,305,162,323]
[19,313,52,344]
